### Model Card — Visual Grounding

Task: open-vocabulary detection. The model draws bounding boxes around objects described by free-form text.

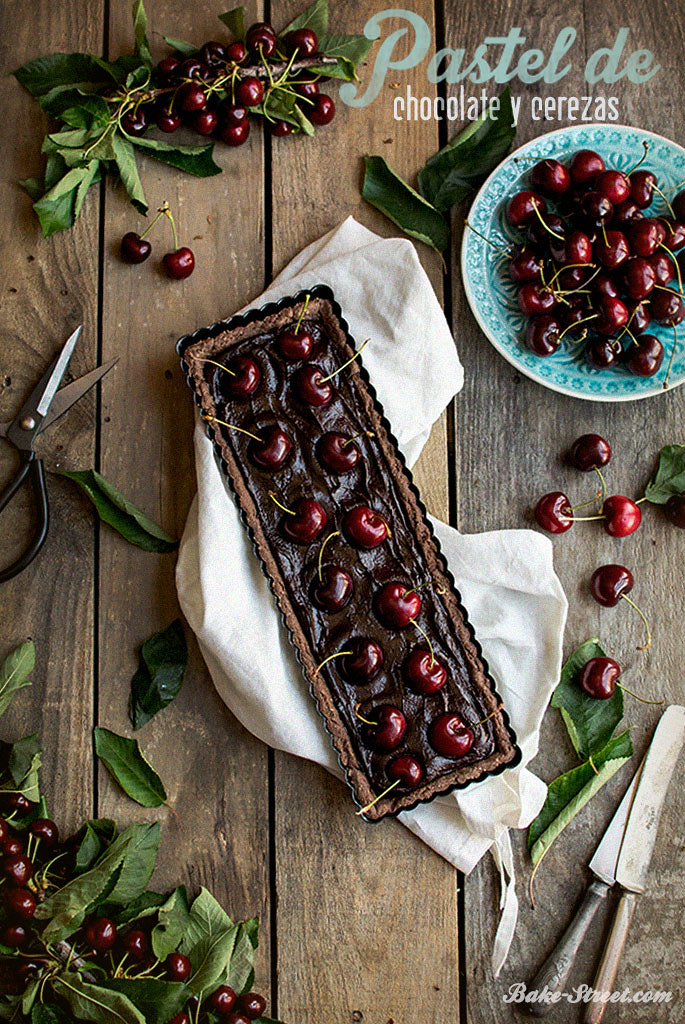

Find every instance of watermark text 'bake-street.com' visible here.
[504,982,673,1007]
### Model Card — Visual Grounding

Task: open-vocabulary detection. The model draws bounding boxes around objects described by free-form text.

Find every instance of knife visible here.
[527,761,642,1014]
[528,704,685,1016]
[585,704,685,1024]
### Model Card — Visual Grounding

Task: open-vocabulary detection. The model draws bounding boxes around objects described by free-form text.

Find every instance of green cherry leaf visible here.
[13,52,117,98]
[218,8,246,40]
[51,973,145,1024]
[644,443,685,504]
[0,641,34,718]
[362,155,449,253]
[131,136,222,178]
[111,134,148,214]
[281,0,329,37]
[94,729,167,808]
[551,638,624,761]
[59,469,178,552]
[131,0,152,67]
[162,36,197,56]
[130,620,187,731]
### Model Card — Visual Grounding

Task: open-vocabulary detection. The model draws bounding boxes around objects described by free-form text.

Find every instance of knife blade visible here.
[585,705,685,1024]
[588,761,643,886]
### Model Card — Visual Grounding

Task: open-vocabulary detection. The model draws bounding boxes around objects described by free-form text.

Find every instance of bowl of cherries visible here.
[461,124,685,401]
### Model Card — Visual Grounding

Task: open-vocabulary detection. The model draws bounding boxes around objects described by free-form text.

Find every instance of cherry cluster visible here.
[503,147,685,380]
[123,23,335,147]
[0,794,269,1024]
[201,306,496,803]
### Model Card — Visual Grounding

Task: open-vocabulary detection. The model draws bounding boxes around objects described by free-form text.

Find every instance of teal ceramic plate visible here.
[461,124,685,401]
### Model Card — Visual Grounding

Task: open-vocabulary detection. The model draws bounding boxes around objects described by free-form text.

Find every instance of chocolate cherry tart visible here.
[181,290,518,819]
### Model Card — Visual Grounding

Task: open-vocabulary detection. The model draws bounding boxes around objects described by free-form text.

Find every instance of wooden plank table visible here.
[1,1,683,1021]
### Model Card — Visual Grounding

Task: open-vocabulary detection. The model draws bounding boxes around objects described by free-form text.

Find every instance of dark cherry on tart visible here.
[180,290,518,819]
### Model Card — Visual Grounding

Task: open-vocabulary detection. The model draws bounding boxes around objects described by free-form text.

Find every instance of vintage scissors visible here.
[0,326,116,582]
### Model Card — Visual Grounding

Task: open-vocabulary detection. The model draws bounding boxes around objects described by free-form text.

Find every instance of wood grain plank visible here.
[443,1,685,1020]
[97,0,272,989]
[0,1,103,834]
[268,2,456,1021]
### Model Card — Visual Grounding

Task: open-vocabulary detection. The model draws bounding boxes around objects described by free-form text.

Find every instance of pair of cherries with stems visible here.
[120,202,195,279]
[536,433,653,651]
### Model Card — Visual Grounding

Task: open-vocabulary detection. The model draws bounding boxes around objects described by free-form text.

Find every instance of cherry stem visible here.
[652,184,676,219]
[558,313,598,343]
[588,755,599,777]
[561,264,602,297]
[600,222,609,246]
[620,595,653,651]
[354,703,379,727]
[627,140,649,176]
[202,415,261,443]
[356,778,401,816]
[664,326,678,390]
[531,201,564,240]
[268,491,295,515]
[190,355,236,376]
[163,205,179,251]
[663,177,685,194]
[294,293,311,335]
[319,338,370,383]
[548,262,595,291]
[342,430,374,447]
[473,703,504,728]
[464,221,511,258]
[616,681,663,705]
[317,530,340,582]
[140,203,168,240]
[409,617,435,669]
[659,243,684,294]
[315,650,352,674]
[593,467,606,511]
[568,513,605,522]
[570,492,602,511]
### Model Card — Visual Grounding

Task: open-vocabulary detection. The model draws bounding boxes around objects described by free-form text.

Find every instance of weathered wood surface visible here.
[1,0,684,1021]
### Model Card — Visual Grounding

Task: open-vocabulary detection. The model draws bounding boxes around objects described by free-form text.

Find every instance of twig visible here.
[53,941,98,983]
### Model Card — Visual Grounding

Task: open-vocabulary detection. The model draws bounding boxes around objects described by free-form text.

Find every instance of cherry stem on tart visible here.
[342,430,374,447]
[318,338,370,383]
[293,293,311,334]
[409,618,435,668]
[402,579,446,598]
[355,779,401,816]
[354,704,378,726]
[190,355,236,375]
[268,491,296,515]
[315,650,353,674]
[202,416,261,442]
[317,530,340,581]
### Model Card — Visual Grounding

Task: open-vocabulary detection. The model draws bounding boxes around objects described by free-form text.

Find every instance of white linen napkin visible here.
[176,217,568,974]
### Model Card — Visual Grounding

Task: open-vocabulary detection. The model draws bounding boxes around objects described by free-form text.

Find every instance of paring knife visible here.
[585,704,685,1024]
[527,705,685,1017]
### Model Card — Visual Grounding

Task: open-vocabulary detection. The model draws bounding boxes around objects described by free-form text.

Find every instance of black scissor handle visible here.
[0,451,49,583]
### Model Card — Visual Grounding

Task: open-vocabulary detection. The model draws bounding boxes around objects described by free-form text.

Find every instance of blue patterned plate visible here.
[461,124,685,401]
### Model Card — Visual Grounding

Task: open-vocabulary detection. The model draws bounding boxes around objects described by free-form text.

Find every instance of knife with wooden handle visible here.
[584,704,685,1024]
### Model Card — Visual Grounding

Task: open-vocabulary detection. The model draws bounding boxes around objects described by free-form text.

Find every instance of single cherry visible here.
[318,432,361,473]
[595,230,630,269]
[120,232,151,264]
[2,837,23,856]
[554,229,593,265]
[630,170,656,208]
[569,433,611,471]
[387,754,424,789]
[178,83,207,112]
[596,169,631,205]
[163,247,195,280]
[4,887,36,920]
[580,191,613,227]
[509,248,543,283]
[648,251,675,287]
[594,295,629,335]
[628,218,662,257]
[626,299,651,334]
[309,95,335,126]
[84,917,117,952]
[121,929,149,962]
[285,28,319,56]
[650,288,685,326]
[219,121,250,146]
[375,582,421,628]
[1,925,28,948]
[527,213,565,248]
[282,498,327,543]
[28,819,59,847]
[192,108,218,136]
[246,22,277,57]
[121,108,147,135]
[625,335,664,377]
[2,854,33,887]
[200,41,227,66]
[366,706,407,752]
[250,427,292,470]
[312,566,353,613]
[225,355,261,398]
[279,328,314,360]
[517,282,557,316]
[406,649,447,694]
[294,78,320,100]
[586,337,622,369]
[531,158,571,195]
[665,494,685,528]
[570,149,605,184]
[294,365,333,406]
[593,272,620,299]
[225,41,247,63]
[208,986,238,1015]
[342,639,384,683]
[579,656,621,700]
[167,1013,190,1024]
[429,713,474,758]
[165,952,192,982]
[157,112,182,133]
[623,257,656,300]
[603,495,642,537]
[342,506,390,549]
[534,492,573,533]
[506,190,546,227]
[661,219,685,252]
[612,200,644,227]
[239,993,268,1019]
[525,315,561,357]
[235,76,264,108]
[590,564,634,606]
[272,120,294,137]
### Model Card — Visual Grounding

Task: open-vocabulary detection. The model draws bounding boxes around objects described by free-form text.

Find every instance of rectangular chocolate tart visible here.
[178,285,520,820]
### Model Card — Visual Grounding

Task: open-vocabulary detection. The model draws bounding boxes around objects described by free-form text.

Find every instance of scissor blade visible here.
[38,358,118,433]
[36,325,82,417]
